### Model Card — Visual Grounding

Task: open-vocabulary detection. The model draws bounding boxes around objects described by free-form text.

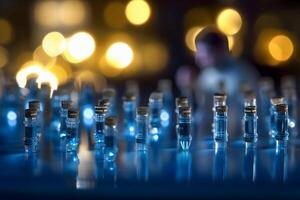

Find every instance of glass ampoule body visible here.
[94,105,108,150]
[59,100,72,139]
[149,92,163,137]
[136,107,149,151]
[104,117,118,161]
[66,110,80,152]
[176,106,192,150]
[243,106,258,143]
[24,109,38,153]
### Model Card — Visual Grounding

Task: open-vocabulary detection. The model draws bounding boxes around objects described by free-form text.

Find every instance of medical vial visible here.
[175,97,189,120]
[149,92,163,136]
[59,100,72,139]
[176,106,192,150]
[243,106,258,143]
[102,88,116,116]
[214,105,228,143]
[136,107,149,151]
[212,93,227,134]
[122,94,137,137]
[104,117,118,161]
[94,105,108,150]
[66,110,80,152]
[274,104,289,144]
[270,97,284,138]
[24,109,38,153]
[28,100,42,139]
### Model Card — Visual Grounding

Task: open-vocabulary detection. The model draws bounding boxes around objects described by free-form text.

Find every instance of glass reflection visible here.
[176,151,192,183]
[242,142,257,182]
[213,142,227,182]
[136,150,149,182]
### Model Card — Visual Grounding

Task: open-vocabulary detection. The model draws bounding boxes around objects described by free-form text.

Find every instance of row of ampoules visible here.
[212,92,289,146]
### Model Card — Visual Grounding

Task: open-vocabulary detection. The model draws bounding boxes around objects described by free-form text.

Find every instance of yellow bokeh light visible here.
[104,2,127,28]
[185,26,203,52]
[64,32,95,63]
[33,46,56,67]
[16,61,44,88]
[42,32,66,57]
[105,42,134,69]
[0,46,8,68]
[34,0,86,27]
[142,42,169,74]
[216,8,242,36]
[47,64,70,85]
[268,35,294,62]
[16,61,58,95]
[125,0,151,25]
[0,18,13,44]
[227,35,234,51]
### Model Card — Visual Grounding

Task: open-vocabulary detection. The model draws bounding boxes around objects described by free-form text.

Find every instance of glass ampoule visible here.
[66,110,80,152]
[243,106,258,143]
[176,106,192,150]
[136,106,149,151]
[282,88,297,134]
[104,117,118,161]
[122,93,137,137]
[149,92,163,137]
[102,88,116,116]
[24,109,38,153]
[274,104,289,147]
[175,97,189,121]
[28,100,42,139]
[59,100,72,139]
[270,97,284,138]
[212,93,227,134]
[214,105,228,143]
[94,105,108,150]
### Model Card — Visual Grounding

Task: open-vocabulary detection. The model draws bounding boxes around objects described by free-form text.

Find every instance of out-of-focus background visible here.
[0,0,299,92]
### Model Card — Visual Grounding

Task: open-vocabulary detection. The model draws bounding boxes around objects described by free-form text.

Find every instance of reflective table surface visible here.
[1,121,300,199]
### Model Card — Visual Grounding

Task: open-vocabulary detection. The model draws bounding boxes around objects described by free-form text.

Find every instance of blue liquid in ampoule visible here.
[136,107,149,151]
[243,106,258,143]
[60,100,72,139]
[94,106,107,150]
[149,92,163,138]
[212,93,227,135]
[176,106,192,150]
[24,109,38,153]
[104,117,118,161]
[28,100,42,140]
[66,110,80,152]
[270,97,284,138]
[123,94,137,138]
[214,106,228,143]
[274,104,289,148]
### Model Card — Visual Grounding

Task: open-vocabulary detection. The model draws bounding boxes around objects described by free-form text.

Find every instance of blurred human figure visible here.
[194,26,259,138]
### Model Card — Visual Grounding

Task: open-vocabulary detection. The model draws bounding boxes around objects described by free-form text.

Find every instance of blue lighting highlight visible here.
[83,106,94,126]
[7,110,17,127]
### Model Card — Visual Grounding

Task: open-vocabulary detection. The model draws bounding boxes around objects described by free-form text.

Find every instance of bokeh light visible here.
[105,42,134,69]
[33,46,56,67]
[185,26,203,52]
[64,32,95,63]
[227,35,234,51]
[0,18,13,44]
[42,32,66,57]
[16,61,44,88]
[47,64,71,85]
[216,8,242,35]
[125,0,151,25]
[141,42,169,74]
[268,34,294,62]
[36,70,58,92]
[0,46,8,68]
[104,2,127,28]
[34,0,87,27]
